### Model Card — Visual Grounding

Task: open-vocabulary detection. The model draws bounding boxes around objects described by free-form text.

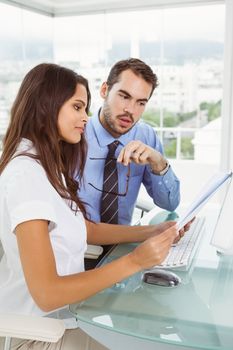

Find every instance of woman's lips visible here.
[75,127,84,133]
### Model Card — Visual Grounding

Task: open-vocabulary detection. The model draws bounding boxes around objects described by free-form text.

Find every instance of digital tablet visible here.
[177,171,232,230]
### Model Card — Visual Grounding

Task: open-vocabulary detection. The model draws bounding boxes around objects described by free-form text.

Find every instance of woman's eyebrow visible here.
[74,99,86,106]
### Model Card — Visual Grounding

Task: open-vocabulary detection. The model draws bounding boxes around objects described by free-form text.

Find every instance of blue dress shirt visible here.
[78,111,180,225]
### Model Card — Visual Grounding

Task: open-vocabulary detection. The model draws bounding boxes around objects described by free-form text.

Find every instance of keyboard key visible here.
[158,217,205,270]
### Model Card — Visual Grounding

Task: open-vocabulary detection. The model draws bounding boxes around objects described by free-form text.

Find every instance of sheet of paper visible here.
[177,171,232,230]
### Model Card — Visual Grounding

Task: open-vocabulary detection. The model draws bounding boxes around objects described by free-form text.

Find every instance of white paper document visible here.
[177,171,232,230]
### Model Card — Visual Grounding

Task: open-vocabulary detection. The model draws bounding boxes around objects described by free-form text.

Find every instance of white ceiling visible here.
[1,0,222,16]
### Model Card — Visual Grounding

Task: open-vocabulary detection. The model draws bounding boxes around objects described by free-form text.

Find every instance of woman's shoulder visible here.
[9,155,42,172]
[1,156,45,186]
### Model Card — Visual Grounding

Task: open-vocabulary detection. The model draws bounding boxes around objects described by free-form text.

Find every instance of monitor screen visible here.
[211,176,233,254]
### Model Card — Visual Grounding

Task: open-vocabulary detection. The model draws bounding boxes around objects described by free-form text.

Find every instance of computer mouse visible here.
[142,268,181,287]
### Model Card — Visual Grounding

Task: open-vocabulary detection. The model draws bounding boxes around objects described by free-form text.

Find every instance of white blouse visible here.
[0,139,87,320]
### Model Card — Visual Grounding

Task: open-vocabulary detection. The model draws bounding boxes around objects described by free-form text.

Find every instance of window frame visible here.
[221,0,233,171]
[1,0,225,16]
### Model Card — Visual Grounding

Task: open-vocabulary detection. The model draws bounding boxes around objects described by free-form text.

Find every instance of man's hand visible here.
[117,140,167,173]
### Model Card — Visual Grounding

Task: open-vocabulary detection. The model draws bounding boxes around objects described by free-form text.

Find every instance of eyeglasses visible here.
[88,157,130,197]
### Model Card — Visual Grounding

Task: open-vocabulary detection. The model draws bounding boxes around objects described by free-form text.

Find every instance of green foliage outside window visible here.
[181,137,194,159]
[164,137,194,159]
[164,139,177,158]
[142,109,197,127]
[199,100,221,122]
[142,101,220,160]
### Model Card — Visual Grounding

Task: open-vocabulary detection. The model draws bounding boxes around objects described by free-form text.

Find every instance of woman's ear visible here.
[100,82,109,99]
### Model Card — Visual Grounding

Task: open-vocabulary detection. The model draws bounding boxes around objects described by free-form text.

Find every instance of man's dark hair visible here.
[106,58,159,98]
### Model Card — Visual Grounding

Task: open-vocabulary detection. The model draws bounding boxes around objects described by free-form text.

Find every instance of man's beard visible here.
[102,100,135,136]
[102,101,116,133]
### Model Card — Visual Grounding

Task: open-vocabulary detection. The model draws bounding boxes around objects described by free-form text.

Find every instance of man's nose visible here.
[123,101,135,115]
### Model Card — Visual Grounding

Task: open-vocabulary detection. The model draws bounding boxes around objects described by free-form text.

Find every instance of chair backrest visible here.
[0,238,66,350]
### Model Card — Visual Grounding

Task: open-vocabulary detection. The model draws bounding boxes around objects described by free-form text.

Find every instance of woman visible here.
[0,63,179,349]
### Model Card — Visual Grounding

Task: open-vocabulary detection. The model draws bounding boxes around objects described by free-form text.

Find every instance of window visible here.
[54,4,225,165]
[0,1,227,203]
[0,2,53,149]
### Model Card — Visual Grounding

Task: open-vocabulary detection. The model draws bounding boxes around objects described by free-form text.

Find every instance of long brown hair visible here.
[0,63,91,216]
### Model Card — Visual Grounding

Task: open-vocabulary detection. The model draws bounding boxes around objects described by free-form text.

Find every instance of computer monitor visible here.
[211,175,233,255]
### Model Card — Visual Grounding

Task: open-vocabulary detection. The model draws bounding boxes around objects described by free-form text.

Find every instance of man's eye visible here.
[139,102,146,106]
[119,94,128,99]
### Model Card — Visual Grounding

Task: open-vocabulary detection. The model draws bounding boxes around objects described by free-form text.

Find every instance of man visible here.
[79,58,180,225]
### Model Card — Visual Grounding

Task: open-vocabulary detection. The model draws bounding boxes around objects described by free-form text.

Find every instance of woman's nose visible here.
[82,111,88,123]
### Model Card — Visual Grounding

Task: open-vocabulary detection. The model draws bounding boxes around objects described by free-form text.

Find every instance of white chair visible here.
[85,244,103,259]
[135,197,154,218]
[0,241,65,350]
[0,314,65,350]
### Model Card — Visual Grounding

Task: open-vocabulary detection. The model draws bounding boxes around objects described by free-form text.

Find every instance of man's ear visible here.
[100,82,109,99]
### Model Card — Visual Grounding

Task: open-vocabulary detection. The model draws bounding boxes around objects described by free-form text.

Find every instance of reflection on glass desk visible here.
[70,208,233,350]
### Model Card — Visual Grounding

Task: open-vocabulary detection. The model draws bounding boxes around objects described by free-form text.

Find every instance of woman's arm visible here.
[85,220,188,245]
[16,219,177,313]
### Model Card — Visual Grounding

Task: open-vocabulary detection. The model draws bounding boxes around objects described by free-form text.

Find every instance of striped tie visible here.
[100,140,119,224]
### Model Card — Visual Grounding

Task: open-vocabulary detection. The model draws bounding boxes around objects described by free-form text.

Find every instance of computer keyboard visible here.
[158,216,206,270]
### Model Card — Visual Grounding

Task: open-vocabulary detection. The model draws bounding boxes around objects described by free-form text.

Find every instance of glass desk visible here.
[70,208,233,350]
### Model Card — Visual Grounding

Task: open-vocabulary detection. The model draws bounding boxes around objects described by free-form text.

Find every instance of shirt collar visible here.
[15,138,67,187]
[16,138,36,155]
[90,109,135,148]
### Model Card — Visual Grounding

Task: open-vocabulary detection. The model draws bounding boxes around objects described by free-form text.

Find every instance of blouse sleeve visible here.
[5,160,57,234]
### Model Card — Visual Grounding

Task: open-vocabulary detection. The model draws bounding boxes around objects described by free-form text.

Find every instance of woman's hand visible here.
[173,217,196,244]
[149,221,177,236]
[128,221,178,270]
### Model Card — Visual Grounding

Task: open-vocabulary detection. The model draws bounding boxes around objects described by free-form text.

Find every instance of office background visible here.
[0,0,232,210]
[1,2,233,349]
